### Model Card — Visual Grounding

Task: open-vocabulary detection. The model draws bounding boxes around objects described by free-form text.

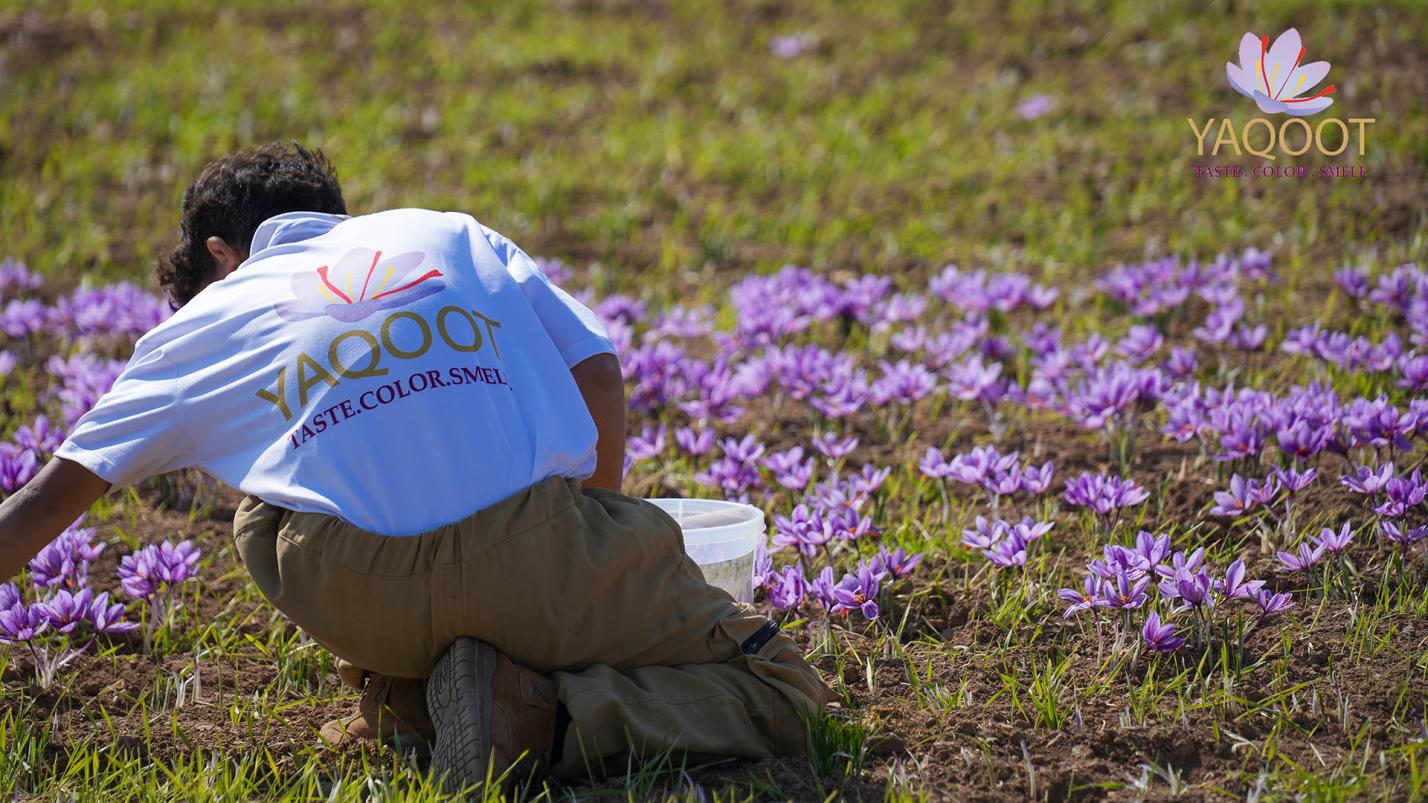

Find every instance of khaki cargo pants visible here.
[232,476,830,779]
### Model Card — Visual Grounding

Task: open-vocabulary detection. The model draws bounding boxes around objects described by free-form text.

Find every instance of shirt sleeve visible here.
[52,346,191,489]
[477,224,616,368]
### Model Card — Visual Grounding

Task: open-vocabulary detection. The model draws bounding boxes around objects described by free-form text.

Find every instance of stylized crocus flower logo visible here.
[275,247,445,322]
[1226,28,1335,116]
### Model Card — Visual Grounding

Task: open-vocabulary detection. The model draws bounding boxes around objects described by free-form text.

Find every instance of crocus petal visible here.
[1284,96,1333,116]
[1252,92,1290,114]
[1282,61,1330,99]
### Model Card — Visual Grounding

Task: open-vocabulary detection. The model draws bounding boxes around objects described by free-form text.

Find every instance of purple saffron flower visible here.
[1314,523,1354,556]
[1229,323,1268,351]
[944,353,1005,403]
[1088,545,1151,581]
[626,424,667,462]
[1058,573,1101,617]
[1272,466,1318,494]
[13,416,64,455]
[770,33,812,59]
[1155,548,1206,579]
[720,435,766,465]
[1216,559,1265,601]
[1341,463,1393,495]
[0,600,47,643]
[983,537,1029,569]
[982,465,1024,497]
[1160,569,1214,611]
[47,355,125,425]
[1116,325,1164,364]
[1210,474,1256,517]
[870,546,922,580]
[28,541,77,590]
[1379,520,1428,547]
[961,516,1000,550]
[1018,461,1055,495]
[595,294,646,325]
[1276,541,1326,573]
[762,447,814,491]
[766,567,807,611]
[1213,404,1271,462]
[761,447,803,476]
[0,298,48,339]
[918,447,953,479]
[752,542,772,589]
[830,565,881,621]
[35,588,94,634]
[849,463,891,498]
[28,520,104,590]
[88,591,139,635]
[117,541,201,600]
[1102,567,1150,610]
[812,432,858,461]
[1377,469,1428,517]
[1062,472,1149,516]
[771,506,834,556]
[1398,354,1428,391]
[948,446,1017,486]
[1248,474,1281,507]
[1163,346,1198,379]
[1335,267,1370,299]
[1142,611,1185,654]
[50,281,169,338]
[0,258,42,295]
[1132,531,1172,568]
[807,567,837,611]
[674,426,714,456]
[695,457,762,498]
[1066,363,1150,429]
[871,294,928,332]
[1017,93,1054,120]
[1254,590,1295,618]
[1005,518,1054,544]
[826,506,878,542]
[0,445,39,493]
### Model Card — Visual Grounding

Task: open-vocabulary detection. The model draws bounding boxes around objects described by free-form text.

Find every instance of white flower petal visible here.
[1266,28,1303,73]
[1281,60,1330,99]
[1285,96,1334,116]
[1252,92,1289,114]
[1237,32,1263,78]
[1226,63,1258,97]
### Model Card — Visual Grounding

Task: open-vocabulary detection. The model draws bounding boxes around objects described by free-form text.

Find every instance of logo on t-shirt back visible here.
[275,247,445,322]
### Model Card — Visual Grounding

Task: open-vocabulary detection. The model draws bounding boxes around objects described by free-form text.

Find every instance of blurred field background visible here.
[2,0,1424,297]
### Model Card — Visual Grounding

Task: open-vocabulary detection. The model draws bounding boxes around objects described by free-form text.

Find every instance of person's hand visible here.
[0,458,110,582]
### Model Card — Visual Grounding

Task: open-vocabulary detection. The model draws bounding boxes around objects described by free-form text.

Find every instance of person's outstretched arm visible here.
[0,458,110,581]
[571,353,625,492]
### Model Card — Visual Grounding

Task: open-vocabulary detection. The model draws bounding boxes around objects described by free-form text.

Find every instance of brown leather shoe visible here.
[425,637,558,792]
[320,673,436,748]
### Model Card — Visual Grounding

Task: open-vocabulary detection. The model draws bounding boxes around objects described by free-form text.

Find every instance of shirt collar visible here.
[248,211,350,255]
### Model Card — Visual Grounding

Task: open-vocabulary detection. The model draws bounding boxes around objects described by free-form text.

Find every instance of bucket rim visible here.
[643,497,766,546]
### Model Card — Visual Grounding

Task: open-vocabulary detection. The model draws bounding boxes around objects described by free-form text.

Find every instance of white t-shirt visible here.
[55,209,614,536]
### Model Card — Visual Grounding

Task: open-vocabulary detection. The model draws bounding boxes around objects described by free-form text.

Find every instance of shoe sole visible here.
[426,637,498,792]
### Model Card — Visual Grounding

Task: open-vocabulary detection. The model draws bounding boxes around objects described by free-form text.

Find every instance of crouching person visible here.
[0,142,831,789]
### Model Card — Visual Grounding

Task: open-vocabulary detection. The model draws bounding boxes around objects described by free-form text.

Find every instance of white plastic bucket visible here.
[645,498,764,603]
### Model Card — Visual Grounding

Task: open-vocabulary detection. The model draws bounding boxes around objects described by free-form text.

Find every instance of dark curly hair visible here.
[157,141,347,308]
